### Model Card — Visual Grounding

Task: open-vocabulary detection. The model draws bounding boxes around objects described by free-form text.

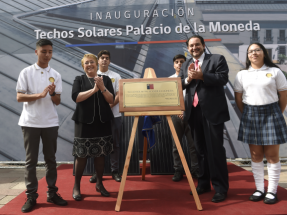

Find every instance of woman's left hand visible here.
[94,76,105,91]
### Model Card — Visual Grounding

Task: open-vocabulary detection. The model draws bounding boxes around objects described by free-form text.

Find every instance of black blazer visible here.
[179,54,230,125]
[71,75,115,124]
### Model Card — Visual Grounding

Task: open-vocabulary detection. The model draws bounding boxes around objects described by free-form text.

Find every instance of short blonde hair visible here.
[81,54,98,69]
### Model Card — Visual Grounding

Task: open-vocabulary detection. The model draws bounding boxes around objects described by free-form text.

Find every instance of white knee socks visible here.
[266,162,281,199]
[251,161,265,196]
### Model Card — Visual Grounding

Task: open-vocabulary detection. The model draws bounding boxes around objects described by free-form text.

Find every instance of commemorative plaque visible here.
[119,77,185,112]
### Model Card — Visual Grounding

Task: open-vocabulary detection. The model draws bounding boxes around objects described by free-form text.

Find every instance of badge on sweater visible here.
[266,73,272,78]
[111,78,115,83]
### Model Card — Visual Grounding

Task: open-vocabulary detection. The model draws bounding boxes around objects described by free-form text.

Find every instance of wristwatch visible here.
[50,92,56,96]
[101,88,107,93]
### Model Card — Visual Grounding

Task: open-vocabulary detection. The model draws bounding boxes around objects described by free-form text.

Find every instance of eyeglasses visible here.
[84,61,95,65]
[247,48,262,54]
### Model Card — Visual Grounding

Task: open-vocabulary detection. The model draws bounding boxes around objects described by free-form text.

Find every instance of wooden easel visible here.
[115,68,202,212]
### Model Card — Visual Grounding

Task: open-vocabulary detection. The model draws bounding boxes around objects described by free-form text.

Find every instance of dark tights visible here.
[73,156,105,195]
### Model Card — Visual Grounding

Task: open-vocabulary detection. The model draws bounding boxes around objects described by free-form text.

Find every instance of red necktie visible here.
[193,59,199,107]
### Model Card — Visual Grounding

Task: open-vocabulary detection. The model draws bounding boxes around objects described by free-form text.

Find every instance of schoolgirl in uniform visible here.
[234,43,287,204]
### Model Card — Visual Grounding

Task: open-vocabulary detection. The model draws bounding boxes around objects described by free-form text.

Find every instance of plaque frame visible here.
[119,77,185,113]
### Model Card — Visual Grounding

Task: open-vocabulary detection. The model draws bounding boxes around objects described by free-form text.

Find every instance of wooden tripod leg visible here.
[141,137,148,180]
[166,115,203,211]
[115,116,139,212]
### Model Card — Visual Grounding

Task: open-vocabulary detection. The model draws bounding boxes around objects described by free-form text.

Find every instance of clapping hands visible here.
[187,63,203,82]
[38,82,56,98]
[48,82,56,95]
[94,76,104,91]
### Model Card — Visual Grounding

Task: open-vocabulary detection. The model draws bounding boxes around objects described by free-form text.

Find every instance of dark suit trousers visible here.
[171,115,198,173]
[188,105,229,193]
[22,126,59,199]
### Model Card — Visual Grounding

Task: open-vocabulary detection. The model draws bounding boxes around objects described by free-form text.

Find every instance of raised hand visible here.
[190,64,204,80]
[39,86,49,98]
[92,81,99,93]
[48,82,56,95]
[94,76,105,91]
[187,63,195,82]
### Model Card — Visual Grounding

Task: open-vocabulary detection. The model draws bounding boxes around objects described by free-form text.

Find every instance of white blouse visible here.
[234,65,287,105]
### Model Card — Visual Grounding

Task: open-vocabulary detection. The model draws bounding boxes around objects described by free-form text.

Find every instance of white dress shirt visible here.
[185,53,205,85]
[169,73,186,98]
[97,69,122,118]
[234,65,287,105]
[16,63,62,127]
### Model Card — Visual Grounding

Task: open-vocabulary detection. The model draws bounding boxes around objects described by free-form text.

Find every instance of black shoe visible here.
[72,193,82,201]
[190,187,211,195]
[96,184,110,197]
[191,170,200,179]
[21,197,36,213]
[264,192,278,204]
[249,190,265,202]
[172,170,183,182]
[89,173,97,183]
[112,171,122,182]
[212,192,227,203]
[47,192,68,206]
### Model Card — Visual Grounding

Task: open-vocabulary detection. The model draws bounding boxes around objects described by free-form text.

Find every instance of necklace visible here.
[86,74,95,88]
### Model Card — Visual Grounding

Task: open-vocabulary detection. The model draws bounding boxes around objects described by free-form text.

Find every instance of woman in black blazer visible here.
[71,53,115,201]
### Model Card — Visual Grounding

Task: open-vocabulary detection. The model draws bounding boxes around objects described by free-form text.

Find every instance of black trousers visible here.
[171,115,198,173]
[188,104,229,193]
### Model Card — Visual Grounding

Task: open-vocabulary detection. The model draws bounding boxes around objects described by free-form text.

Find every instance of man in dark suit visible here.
[179,35,230,203]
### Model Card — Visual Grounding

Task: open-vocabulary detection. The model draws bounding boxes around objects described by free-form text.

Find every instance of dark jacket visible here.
[71,74,115,124]
[179,54,230,125]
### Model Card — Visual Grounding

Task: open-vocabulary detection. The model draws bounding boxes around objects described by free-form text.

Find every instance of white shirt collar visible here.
[248,64,268,72]
[97,69,110,75]
[193,52,205,63]
[34,63,51,72]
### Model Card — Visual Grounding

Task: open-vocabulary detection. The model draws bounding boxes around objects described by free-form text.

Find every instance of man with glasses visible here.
[16,39,67,213]
[89,50,122,183]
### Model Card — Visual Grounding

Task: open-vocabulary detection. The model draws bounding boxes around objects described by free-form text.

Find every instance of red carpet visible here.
[1,163,287,215]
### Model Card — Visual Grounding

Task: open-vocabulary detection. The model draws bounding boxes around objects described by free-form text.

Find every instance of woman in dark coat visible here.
[71,53,115,201]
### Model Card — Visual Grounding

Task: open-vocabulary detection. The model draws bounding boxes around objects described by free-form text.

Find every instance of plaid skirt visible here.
[238,102,287,145]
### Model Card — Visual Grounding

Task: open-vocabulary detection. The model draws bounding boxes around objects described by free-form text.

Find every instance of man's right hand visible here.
[177,111,184,120]
[187,63,195,83]
[39,86,49,98]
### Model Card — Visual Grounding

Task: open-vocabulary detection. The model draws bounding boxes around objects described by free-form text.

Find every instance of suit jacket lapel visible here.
[200,54,211,73]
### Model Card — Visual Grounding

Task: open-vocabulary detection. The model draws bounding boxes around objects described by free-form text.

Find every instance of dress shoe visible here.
[96,184,110,197]
[47,192,68,206]
[172,170,183,182]
[212,192,227,203]
[249,190,265,202]
[191,170,200,179]
[21,197,36,213]
[112,171,122,182]
[89,173,97,183]
[190,187,211,195]
[72,193,82,201]
[264,192,278,204]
